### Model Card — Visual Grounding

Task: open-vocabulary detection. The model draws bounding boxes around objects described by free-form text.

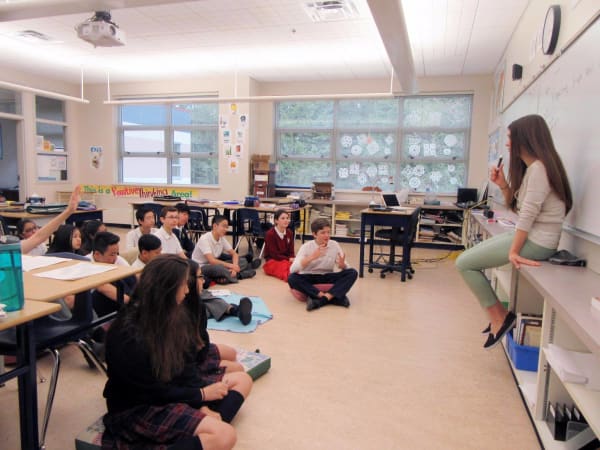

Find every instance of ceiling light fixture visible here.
[304,0,360,22]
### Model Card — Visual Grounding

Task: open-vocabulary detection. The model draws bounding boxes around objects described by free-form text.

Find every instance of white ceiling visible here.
[0,0,528,86]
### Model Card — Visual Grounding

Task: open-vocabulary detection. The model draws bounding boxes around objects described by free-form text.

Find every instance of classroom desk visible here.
[359,208,415,278]
[0,301,61,450]
[23,258,139,302]
[0,209,104,231]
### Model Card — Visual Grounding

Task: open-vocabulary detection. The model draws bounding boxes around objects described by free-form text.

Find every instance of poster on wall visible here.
[228,157,239,174]
[90,145,103,169]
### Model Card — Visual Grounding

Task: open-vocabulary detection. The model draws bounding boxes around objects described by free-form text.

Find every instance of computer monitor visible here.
[381,193,400,207]
[456,188,478,204]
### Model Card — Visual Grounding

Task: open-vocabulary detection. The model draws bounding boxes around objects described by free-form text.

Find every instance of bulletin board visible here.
[37,153,67,181]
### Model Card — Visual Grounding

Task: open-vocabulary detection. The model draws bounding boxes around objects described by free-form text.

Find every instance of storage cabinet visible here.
[250,155,275,198]
[415,204,464,248]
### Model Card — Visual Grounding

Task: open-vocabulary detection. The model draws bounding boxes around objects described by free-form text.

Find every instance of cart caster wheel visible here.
[368,268,373,273]
[380,273,385,279]
[407,273,413,279]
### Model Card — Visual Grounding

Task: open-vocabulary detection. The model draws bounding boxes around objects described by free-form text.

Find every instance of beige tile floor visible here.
[0,230,541,449]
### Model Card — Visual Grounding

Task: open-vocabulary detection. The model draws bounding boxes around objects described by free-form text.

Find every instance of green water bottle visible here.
[0,242,24,312]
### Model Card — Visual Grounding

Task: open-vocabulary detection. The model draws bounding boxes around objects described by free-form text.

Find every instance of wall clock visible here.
[542,5,561,55]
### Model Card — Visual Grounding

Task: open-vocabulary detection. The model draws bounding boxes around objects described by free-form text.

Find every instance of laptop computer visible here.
[381,193,410,210]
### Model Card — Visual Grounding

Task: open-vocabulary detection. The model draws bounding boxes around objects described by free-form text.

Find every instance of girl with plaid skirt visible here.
[102,255,252,450]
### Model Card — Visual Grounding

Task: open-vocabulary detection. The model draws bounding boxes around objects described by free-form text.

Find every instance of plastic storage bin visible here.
[0,242,24,312]
[506,330,539,372]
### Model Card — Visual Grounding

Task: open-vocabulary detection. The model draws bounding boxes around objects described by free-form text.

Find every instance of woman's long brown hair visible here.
[125,254,199,382]
[507,114,573,213]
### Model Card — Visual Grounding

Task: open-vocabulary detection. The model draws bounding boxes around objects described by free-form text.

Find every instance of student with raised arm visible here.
[456,114,572,349]
[16,219,46,256]
[20,186,81,255]
[262,209,295,281]
[288,217,358,311]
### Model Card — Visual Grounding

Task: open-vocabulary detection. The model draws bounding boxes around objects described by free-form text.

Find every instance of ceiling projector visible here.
[76,11,126,47]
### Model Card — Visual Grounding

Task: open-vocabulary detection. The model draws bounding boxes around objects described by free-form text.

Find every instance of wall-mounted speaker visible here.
[512,64,523,80]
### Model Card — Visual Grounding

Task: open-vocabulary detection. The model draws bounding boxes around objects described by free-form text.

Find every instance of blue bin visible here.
[0,242,24,312]
[506,330,539,372]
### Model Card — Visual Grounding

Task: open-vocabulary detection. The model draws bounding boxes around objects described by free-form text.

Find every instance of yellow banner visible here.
[82,185,200,199]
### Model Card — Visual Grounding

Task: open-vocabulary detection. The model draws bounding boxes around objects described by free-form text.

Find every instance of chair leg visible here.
[39,348,60,449]
[78,339,107,376]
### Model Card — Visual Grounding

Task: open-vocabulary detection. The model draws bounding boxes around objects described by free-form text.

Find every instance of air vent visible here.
[304,1,360,22]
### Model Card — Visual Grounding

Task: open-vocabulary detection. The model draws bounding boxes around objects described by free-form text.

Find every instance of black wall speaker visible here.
[512,64,523,80]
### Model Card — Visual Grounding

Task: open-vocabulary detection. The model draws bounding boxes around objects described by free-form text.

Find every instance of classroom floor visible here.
[0,229,541,450]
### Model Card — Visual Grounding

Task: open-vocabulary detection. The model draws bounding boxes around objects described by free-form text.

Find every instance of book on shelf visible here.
[515,313,542,346]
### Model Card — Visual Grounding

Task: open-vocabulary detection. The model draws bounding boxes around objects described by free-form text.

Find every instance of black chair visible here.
[187,207,210,243]
[0,252,107,448]
[374,207,421,281]
[233,208,270,257]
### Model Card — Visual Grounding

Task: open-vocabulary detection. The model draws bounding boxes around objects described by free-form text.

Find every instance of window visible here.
[118,102,218,185]
[275,95,472,193]
[36,96,67,181]
[0,88,21,115]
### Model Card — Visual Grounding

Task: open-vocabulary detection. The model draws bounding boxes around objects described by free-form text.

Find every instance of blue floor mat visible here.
[206,294,272,333]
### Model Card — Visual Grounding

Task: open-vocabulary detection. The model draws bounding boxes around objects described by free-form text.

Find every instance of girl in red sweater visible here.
[262,209,295,281]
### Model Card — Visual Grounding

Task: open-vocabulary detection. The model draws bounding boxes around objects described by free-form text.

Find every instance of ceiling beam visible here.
[0,0,200,22]
[367,0,418,94]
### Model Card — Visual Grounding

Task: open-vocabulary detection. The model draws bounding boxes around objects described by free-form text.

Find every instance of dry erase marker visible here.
[497,156,503,167]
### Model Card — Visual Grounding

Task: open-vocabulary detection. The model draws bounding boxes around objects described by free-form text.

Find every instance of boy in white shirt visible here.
[131,234,162,270]
[154,206,187,258]
[289,218,358,311]
[125,206,158,250]
[191,215,255,284]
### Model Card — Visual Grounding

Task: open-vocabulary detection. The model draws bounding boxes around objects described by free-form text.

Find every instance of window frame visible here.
[274,94,473,193]
[118,102,219,185]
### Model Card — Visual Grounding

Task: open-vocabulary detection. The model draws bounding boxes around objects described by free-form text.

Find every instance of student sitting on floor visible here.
[173,202,196,258]
[102,255,252,450]
[155,206,187,259]
[79,219,107,256]
[262,209,295,282]
[16,219,46,256]
[288,218,358,311]
[191,215,256,284]
[89,231,137,317]
[125,206,158,251]
[131,233,162,270]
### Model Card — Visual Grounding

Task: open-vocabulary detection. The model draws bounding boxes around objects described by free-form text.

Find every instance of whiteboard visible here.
[502,17,600,239]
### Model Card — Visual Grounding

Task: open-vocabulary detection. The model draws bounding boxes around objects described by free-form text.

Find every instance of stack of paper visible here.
[545,344,600,390]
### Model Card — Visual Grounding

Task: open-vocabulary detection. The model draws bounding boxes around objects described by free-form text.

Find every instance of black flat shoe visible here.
[482,323,491,334]
[483,311,516,350]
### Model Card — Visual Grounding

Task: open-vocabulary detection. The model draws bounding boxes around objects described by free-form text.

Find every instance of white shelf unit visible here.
[468,210,600,449]
[306,199,370,240]
[415,204,465,247]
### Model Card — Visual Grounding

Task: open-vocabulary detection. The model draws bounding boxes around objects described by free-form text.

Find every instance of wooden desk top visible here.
[360,207,415,216]
[0,301,61,331]
[24,259,139,302]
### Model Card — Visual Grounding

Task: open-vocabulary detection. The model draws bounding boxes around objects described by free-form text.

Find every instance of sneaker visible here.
[332,296,350,308]
[481,323,491,334]
[238,269,256,279]
[483,311,516,350]
[245,253,254,264]
[306,297,321,311]
[237,297,253,325]
[251,258,262,269]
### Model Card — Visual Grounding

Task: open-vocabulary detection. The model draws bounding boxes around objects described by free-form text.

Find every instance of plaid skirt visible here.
[102,403,205,450]
[197,343,225,385]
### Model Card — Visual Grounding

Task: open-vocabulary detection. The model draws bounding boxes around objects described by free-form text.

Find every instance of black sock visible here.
[227,304,239,316]
[217,390,245,423]
[167,436,203,450]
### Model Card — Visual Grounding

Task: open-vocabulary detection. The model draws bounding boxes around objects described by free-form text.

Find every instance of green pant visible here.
[455,231,555,309]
